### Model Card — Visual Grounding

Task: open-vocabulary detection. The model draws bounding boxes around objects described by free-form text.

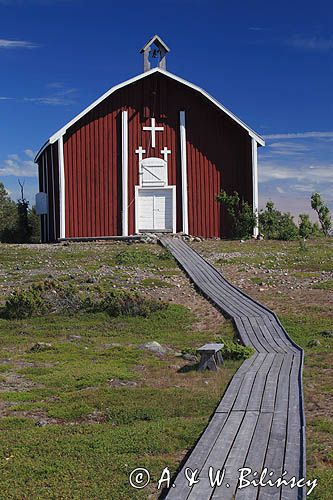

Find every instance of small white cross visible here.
[161,146,171,163]
[135,146,146,163]
[143,117,164,148]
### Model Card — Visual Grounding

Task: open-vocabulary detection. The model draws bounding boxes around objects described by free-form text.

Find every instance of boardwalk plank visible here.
[161,238,305,500]
[212,411,260,499]
[187,412,244,500]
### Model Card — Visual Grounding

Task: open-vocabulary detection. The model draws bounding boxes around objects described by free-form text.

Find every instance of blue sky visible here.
[0,0,332,221]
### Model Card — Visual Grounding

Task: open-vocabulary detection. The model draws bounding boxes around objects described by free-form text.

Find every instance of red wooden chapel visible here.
[35,35,264,242]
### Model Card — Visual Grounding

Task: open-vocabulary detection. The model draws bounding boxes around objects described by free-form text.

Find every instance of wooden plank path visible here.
[160,237,306,500]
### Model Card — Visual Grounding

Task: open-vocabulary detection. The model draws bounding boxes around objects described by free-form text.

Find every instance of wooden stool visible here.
[197,343,224,372]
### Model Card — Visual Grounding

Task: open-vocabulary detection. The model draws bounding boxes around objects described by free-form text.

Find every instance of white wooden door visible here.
[137,189,173,231]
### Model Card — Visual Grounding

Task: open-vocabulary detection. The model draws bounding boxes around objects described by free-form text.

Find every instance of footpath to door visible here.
[160,237,306,500]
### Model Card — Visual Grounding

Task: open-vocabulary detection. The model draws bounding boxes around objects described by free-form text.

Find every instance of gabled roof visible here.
[35,67,264,161]
[140,34,170,54]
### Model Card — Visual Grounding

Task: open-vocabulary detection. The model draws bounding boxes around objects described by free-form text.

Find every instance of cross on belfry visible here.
[143,118,164,148]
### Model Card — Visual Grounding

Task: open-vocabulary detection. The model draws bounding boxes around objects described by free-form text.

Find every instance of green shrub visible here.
[88,290,167,318]
[311,192,332,236]
[0,182,40,243]
[299,214,314,239]
[216,190,256,238]
[114,247,171,266]
[2,288,46,319]
[219,340,254,360]
[259,201,298,240]
[2,280,167,320]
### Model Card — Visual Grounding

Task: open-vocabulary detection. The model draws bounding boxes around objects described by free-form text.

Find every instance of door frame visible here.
[135,186,176,234]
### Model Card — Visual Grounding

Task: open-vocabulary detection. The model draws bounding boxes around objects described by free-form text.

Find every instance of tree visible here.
[16,179,33,243]
[311,193,332,236]
[0,182,17,242]
[216,190,256,238]
[259,201,298,240]
[298,214,313,239]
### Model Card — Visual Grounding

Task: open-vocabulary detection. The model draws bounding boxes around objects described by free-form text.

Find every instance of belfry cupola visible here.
[140,35,170,72]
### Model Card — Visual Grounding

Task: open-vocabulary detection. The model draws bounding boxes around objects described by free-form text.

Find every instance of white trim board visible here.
[35,68,265,161]
[58,137,66,239]
[179,111,189,234]
[252,138,259,238]
[122,111,129,236]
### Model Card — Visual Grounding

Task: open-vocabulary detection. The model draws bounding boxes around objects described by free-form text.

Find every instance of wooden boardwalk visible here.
[160,237,306,500]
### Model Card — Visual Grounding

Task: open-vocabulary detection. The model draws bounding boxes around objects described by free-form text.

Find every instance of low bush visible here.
[2,288,46,319]
[216,190,256,238]
[85,290,167,318]
[1,281,167,320]
[259,201,298,240]
[114,247,172,266]
[219,339,254,360]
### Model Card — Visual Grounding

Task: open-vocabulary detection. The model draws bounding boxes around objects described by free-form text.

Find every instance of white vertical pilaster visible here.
[44,152,49,241]
[122,110,128,236]
[180,111,189,234]
[42,154,47,242]
[58,136,66,239]
[51,145,57,241]
[252,137,259,237]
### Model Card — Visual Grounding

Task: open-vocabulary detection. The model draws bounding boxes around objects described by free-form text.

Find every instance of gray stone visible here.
[182,353,197,362]
[28,342,53,353]
[35,420,49,427]
[139,341,169,355]
[86,277,97,283]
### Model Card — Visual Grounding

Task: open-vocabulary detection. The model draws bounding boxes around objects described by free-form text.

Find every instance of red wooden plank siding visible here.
[62,73,253,239]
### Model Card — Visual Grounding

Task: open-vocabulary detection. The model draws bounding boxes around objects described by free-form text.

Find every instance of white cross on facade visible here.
[143,117,164,148]
[135,146,146,162]
[161,146,171,163]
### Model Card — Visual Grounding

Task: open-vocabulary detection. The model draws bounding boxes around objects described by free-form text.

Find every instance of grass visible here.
[312,279,333,290]
[0,239,332,498]
[194,238,333,272]
[0,242,239,498]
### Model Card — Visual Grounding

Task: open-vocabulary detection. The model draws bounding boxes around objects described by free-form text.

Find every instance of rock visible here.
[139,341,169,355]
[86,277,97,283]
[257,233,264,240]
[320,330,333,338]
[68,335,82,341]
[182,353,197,362]
[307,339,321,348]
[28,342,53,353]
[36,419,49,427]
[194,237,202,242]
[108,379,138,387]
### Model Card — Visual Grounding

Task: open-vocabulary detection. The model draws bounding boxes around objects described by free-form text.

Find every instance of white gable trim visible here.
[35,67,264,161]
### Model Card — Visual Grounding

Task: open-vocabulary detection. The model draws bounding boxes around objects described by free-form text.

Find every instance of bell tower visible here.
[140,35,170,72]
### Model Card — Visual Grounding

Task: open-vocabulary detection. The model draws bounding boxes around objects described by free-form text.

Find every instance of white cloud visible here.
[0,150,37,177]
[264,131,333,140]
[287,35,333,51]
[267,141,310,155]
[0,38,38,49]
[259,162,333,184]
[0,86,77,106]
[24,149,35,160]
